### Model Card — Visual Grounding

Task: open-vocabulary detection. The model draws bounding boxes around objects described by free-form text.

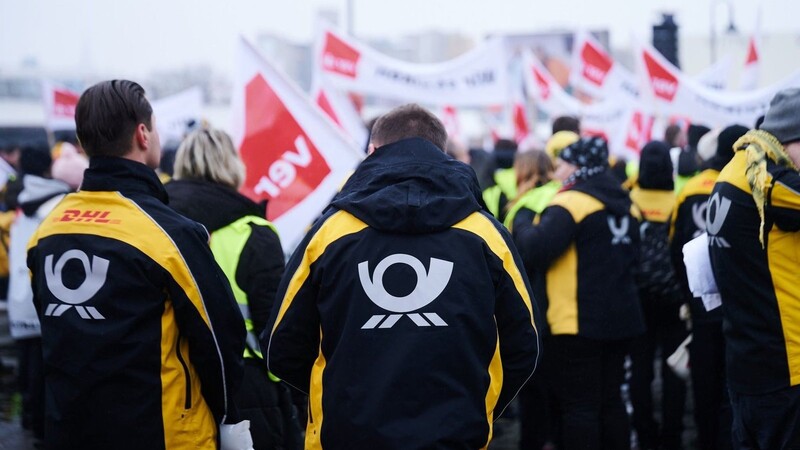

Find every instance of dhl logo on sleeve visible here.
[54,210,120,224]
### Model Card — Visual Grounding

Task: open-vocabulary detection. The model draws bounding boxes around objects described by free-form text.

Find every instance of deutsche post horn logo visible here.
[44,250,109,320]
[358,254,453,329]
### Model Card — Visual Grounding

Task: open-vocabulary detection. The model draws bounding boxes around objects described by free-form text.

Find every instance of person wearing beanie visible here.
[628,141,688,450]
[668,123,747,450]
[707,87,800,448]
[545,130,579,162]
[515,137,644,449]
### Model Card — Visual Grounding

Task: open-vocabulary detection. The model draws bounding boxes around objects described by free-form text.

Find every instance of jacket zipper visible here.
[176,335,192,410]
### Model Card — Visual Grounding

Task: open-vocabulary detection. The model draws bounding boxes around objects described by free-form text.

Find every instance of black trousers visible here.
[730,384,800,450]
[629,302,689,450]
[547,335,631,450]
[690,321,732,450]
[17,337,44,440]
[518,336,560,450]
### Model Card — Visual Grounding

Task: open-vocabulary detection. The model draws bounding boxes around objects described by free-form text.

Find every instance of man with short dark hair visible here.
[265,103,540,449]
[709,88,800,448]
[27,80,245,449]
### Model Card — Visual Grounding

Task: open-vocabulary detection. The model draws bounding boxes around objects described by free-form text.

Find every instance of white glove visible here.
[220,420,254,450]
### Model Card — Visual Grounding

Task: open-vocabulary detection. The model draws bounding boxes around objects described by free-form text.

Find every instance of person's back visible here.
[27,80,245,450]
[709,89,800,448]
[266,104,540,450]
[166,128,302,450]
[514,137,644,449]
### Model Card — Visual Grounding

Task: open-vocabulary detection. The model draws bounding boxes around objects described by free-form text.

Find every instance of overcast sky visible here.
[0,0,797,79]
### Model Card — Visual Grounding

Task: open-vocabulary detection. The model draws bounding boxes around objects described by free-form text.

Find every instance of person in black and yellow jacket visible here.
[515,136,644,450]
[26,80,245,450]
[669,124,746,450]
[708,89,800,448]
[265,104,540,450]
[627,141,687,450]
[166,128,302,450]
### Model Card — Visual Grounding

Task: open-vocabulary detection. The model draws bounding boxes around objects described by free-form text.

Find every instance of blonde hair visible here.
[506,149,554,213]
[174,128,245,189]
[515,149,554,194]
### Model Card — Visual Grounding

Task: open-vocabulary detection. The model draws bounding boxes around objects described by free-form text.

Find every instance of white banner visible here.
[638,44,800,128]
[232,37,364,253]
[315,26,511,106]
[151,87,203,145]
[42,81,79,131]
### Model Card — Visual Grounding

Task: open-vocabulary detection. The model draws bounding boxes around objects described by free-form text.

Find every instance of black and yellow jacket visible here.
[709,150,800,394]
[27,157,245,450]
[669,168,722,323]
[265,138,540,450]
[515,172,645,340]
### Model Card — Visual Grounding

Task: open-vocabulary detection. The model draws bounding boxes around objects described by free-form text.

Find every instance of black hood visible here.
[165,179,265,233]
[330,138,485,233]
[570,171,632,217]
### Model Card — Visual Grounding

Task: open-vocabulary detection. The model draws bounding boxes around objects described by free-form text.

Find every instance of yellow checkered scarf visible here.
[734,129,798,247]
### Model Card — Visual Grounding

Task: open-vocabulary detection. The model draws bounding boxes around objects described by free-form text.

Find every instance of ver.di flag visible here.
[42,81,79,131]
[523,51,650,161]
[232,37,364,253]
[315,25,511,106]
[311,82,369,150]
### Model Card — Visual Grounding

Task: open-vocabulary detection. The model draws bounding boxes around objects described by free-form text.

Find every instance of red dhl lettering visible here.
[55,210,120,224]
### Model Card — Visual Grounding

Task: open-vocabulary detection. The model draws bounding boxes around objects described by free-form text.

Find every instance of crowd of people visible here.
[0,79,798,450]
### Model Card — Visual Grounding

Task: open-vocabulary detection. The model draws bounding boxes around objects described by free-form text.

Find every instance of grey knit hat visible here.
[761,88,800,144]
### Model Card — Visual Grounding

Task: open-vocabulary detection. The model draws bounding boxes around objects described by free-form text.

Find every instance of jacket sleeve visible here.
[669,199,693,299]
[489,217,541,418]
[513,204,577,274]
[510,207,535,239]
[263,218,326,394]
[768,165,800,231]
[236,224,284,337]
[166,223,246,425]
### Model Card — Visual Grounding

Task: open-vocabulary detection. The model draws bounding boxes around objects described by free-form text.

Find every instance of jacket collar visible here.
[81,156,168,204]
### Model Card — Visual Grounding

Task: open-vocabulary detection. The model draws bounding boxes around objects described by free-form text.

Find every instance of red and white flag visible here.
[311,83,369,149]
[523,52,646,160]
[523,51,581,118]
[740,35,760,91]
[440,105,461,142]
[232,37,364,252]
[42,81,79,131]
[569,31,639,101]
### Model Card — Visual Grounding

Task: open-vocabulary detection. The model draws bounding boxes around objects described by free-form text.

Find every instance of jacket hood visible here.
[330,138,484,233]
[165,179,265,233]
[570,171,632,216]
[18,175,70,217]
